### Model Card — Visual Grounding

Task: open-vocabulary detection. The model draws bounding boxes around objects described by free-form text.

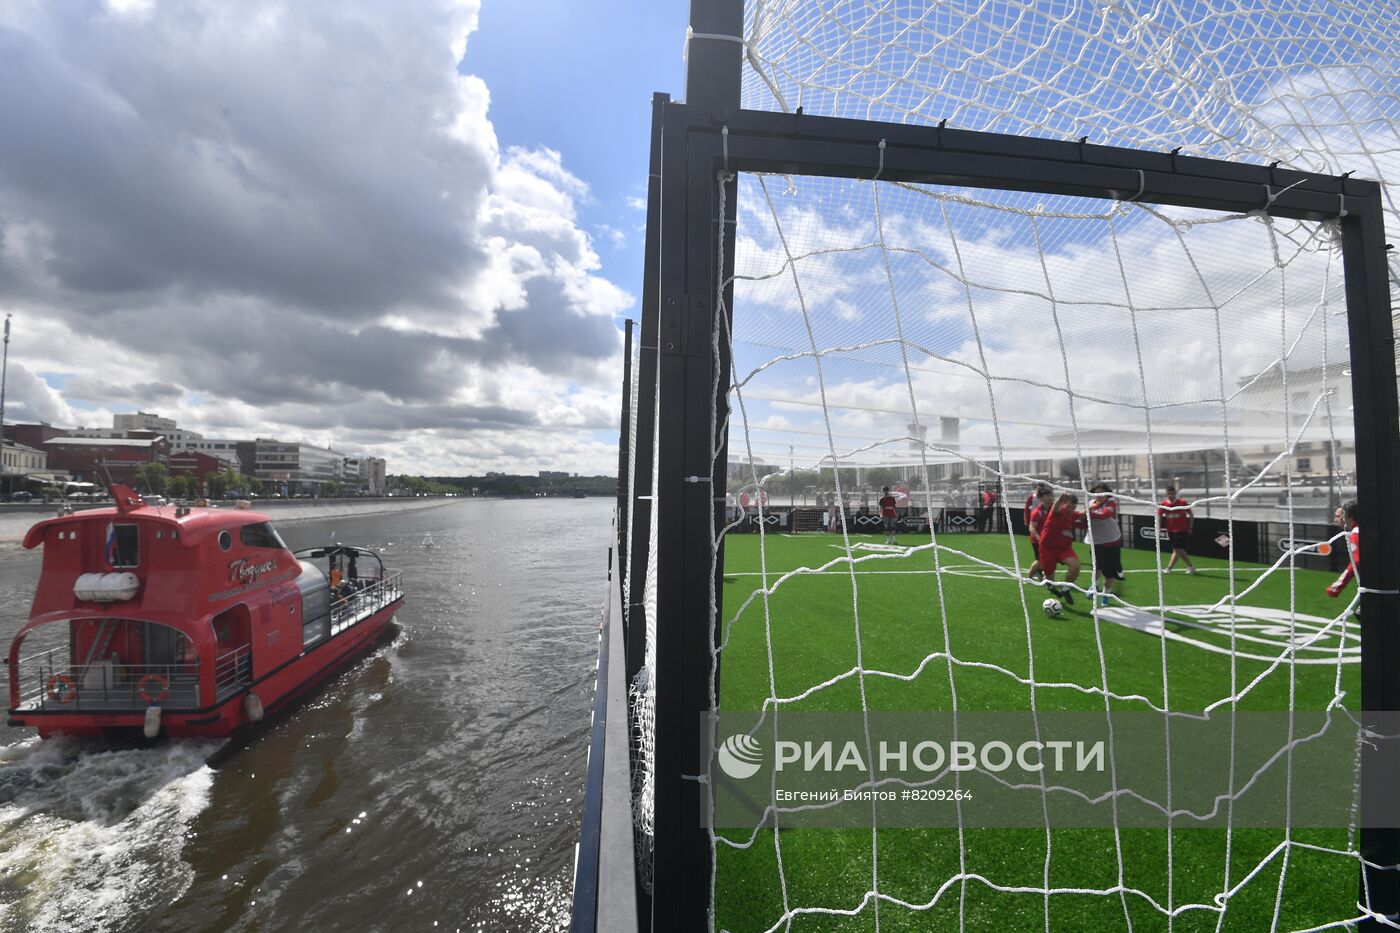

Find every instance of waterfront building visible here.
[1,439,53,495]
[344,456,388,495]
[254,439,345,496]
[3,422,68,450]
[168,449,228,481]
[42,436,169,485]
[71,412,248,465]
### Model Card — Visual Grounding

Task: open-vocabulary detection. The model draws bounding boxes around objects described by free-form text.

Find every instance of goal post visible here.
[649,0,743,925]
[639,86,1398,933]
[1339,196,1400,927]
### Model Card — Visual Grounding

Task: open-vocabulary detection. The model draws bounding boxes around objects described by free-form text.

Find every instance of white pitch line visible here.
[728,568,943,577]
[725,565,1272,578]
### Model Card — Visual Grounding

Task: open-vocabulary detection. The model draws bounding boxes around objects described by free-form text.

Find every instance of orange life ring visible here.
[138,673,170,704]
[46,673,78,704]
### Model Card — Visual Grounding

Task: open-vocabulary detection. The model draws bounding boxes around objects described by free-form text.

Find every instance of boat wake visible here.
[0,737,220,932]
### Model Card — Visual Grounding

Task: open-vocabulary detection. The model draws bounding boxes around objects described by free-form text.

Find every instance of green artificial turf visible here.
[712,531,1361,932]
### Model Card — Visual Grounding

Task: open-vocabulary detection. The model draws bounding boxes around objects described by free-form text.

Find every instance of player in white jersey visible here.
[1085,483,1124,606]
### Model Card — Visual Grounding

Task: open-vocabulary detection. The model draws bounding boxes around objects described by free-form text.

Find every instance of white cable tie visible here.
[1338,192,1348,219]
[1262,177,1307,212]
[874,138,886,181]
[722,125,729,175]
[1359,587,1400,596]
[684,475,712,484]
[683,26,746,63]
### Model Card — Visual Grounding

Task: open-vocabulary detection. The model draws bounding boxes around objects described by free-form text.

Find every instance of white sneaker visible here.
[1187,567,1197,575]
[1165,567,1173,574]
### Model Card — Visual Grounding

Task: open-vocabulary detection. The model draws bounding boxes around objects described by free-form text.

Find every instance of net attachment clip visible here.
[1337,171,1352,220]
[682,26,745,64]
[1117,169,1146,203]
[684,475,712,484]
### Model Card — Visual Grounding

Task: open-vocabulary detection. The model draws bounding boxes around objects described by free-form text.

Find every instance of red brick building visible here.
[168,449,226,479]
[3,422,69,449]
[42,436,169,485]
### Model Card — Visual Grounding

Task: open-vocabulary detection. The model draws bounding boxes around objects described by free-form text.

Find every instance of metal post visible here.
[1202,450,1212,519]
[1340,199,1400,929]
[0,314,9,496]
[1328,443,1339,512]
[617,317,635,594]
[650,3,743,929]
[0,314,9,429]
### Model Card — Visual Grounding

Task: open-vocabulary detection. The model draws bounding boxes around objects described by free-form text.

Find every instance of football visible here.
[1042,597,1063,618]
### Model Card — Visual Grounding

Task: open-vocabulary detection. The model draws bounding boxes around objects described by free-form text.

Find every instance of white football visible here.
[1042,597,1063,617]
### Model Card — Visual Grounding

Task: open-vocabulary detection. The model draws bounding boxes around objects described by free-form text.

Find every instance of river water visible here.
[0,497,612,932]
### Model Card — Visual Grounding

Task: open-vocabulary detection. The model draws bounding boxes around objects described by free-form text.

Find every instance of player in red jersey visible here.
[1025,485,1053,581]
[1325,500,1360,600]
[879,486,900,545]
[1158,485,1197,574]
[1038,492,1086,604]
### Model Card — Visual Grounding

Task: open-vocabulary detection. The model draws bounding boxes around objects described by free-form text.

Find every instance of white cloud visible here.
[0,0,630,475]
[728,173,1353,473]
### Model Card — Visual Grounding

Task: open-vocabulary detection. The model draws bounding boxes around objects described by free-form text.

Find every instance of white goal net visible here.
[626,2,1400,930]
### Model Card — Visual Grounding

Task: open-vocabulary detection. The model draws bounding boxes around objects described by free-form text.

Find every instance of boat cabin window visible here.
[109,524,139,567]
[239,522,286,550]
[218,530,233,551]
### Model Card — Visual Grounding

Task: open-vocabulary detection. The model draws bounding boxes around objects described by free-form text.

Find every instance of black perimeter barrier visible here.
[725,507,1349,575]
[571,0,1400,928]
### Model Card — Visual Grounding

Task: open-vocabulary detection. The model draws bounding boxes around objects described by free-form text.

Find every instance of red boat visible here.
[6,485,404,739]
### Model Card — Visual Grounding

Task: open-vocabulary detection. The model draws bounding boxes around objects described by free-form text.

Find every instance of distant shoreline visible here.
[0,496,466,546]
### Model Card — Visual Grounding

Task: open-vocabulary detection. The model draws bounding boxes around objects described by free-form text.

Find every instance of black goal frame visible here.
[628,2,1399,929]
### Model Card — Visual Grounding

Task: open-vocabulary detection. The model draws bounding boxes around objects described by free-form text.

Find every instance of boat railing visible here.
[330,571,403,635]
[213,644,254,701]
[14,644,201,711]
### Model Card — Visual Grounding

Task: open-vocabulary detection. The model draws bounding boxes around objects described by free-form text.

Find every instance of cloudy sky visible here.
[0,0,685,475]
[3,1,1395,481]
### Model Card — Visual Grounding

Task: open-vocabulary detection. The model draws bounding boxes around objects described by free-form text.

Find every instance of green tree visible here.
[324,480,344,497]
[863,467,904,490]
[224,466,252,495]
[134,462,169,495]
[207,466,246,499]
[167,474,194,499]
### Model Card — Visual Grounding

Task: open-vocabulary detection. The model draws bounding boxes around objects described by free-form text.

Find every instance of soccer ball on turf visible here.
[1042,597,1064,618]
